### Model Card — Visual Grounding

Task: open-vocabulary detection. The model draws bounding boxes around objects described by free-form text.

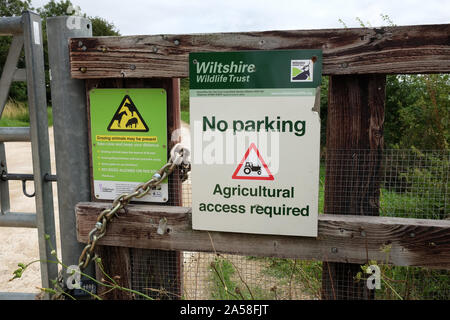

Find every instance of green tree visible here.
[0,0,120,103]
[0,0,33,102]
[0,0,32,16]
[90,16,120,36]
[37,0,120,103]
[396,74,449,150]
[36,0,71,18]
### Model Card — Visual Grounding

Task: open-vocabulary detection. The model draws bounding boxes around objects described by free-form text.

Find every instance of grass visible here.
[208,256,275,300]
[181,110,190,124]
[0,100,53,127]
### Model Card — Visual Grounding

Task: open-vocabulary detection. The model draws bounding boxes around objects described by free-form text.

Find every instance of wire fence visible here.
[323,149,449,220]
[130,148,449,300]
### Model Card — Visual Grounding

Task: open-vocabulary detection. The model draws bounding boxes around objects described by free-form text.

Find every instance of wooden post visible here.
[322,74,386,299]
[87,78,183,299]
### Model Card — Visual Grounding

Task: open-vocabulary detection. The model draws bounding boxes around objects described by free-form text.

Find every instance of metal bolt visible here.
[409,232,415,238]
[340,228,344,233]
[174,39,180,45]
[130,64,136,70]
[152,46,158,53]
[157,217,168,235]
[360,230,366,237]
[78,41,83,48]
[341,62,349,68]
[192,59,198,64]
[331,247,338,253]
[81,45,87,51]
[79,67,87,73]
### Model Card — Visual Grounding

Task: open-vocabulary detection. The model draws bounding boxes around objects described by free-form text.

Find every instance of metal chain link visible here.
[77,143,191,271]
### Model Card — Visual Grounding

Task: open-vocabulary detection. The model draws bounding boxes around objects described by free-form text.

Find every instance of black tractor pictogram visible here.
[243,162,262,175]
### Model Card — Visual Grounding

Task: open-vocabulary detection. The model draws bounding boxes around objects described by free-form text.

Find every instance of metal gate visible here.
[0,11,57,299]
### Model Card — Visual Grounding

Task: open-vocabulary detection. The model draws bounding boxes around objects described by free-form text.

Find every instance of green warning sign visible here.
[89,88,168,202]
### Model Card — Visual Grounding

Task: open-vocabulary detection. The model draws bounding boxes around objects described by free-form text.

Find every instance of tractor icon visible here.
[243,162,262,175]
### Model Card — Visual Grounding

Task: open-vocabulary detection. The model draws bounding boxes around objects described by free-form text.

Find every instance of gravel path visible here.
[0,127,59,294]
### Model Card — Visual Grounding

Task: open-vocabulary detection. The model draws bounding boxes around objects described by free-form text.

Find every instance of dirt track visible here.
[0,128,58,294]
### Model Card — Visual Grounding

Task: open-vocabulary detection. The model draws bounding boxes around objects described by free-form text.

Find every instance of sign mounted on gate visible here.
[89,89,168,202]
[189,50,322,237]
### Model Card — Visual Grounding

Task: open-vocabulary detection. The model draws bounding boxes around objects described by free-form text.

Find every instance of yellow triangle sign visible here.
[107,95,149,132]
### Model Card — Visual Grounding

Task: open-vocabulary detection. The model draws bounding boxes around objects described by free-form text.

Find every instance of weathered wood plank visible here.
[69,24,450,79]
[322,75,386,300]
[75,202,450,269]
[95,246,133,300]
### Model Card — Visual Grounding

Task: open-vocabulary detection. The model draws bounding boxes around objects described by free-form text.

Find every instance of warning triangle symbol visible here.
[107,95,149,132]
[232,143,274,180]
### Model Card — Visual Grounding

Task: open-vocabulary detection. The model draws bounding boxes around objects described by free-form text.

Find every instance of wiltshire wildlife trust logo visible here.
[291,59,313,82]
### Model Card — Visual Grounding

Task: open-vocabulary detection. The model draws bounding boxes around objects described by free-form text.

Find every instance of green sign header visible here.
[189,50,322,90]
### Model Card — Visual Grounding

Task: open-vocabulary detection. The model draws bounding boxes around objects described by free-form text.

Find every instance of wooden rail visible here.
[69,24,450,79]
[76,202,450,269]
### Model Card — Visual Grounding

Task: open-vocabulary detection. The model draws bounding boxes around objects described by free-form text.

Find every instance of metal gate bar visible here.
[46,15,94,283]
[0,11,57,295]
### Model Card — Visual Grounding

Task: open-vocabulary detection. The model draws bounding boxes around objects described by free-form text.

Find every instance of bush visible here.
[381,148,449,219]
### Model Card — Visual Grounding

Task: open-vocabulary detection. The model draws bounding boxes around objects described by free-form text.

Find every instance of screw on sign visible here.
[190,50,322,237]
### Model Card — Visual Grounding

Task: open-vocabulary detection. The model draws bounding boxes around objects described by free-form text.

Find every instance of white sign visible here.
[189,50,322,237]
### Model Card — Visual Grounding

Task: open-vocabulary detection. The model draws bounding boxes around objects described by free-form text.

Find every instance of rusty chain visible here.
[77,143,191,272]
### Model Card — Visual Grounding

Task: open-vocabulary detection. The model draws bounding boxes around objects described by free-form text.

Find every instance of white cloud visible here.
[31,0,450,35]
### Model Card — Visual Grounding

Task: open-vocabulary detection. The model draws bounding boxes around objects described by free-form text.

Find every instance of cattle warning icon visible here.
[232,143,274,180]
[107,95,149,132]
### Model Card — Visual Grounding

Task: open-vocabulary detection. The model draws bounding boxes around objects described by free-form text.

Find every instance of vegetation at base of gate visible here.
[376,266,450,300]
[259,258,322,299]
[208,256,274,300]
[354,247,450,300]
[9,234,152,300]
[260,253,450,300]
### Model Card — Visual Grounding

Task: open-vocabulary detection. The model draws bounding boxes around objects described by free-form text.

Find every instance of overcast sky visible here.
[31,0,449,35]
